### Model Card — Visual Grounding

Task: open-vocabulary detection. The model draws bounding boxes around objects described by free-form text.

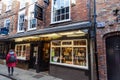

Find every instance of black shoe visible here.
[11,73,13,76]
[8,73,10,76]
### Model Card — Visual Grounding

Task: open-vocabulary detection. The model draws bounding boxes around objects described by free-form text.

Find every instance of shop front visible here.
[14,38,50,72]
[8,21,91,80]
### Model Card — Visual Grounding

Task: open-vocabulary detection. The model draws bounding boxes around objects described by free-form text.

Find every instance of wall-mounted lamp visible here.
[71,0,76,7]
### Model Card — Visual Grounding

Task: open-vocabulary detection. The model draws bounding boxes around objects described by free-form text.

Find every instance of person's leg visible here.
[8,67,10,76]
[11,67,14,76]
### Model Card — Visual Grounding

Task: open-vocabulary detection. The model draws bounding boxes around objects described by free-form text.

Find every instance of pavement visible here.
[0,64,63,80]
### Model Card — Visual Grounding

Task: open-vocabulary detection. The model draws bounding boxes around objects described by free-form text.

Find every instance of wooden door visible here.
[106,36,120,80]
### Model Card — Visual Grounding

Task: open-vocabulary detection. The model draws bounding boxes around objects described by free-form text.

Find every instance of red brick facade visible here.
[0,0,89,36]
[96,0,120,80]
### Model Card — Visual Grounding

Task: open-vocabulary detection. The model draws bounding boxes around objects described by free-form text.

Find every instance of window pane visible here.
[51,47,60,62]
[66,13,69,19]
[74,40,86,46]
[66,7,69,12]
[61,8,65,14]
[57,15,60,21]
[61,47,72,64]
[52,41,61,46]
[73,47,86,66]
[57,9,60,15]
[61,14,65,20]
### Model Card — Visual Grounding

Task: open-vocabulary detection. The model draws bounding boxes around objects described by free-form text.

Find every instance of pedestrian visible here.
[6,49,17,76]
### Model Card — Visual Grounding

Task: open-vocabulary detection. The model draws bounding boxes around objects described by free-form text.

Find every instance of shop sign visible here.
[22,37,51,42]
[0,27,9,35]
[34,4,43,20]
[97,22,105,28]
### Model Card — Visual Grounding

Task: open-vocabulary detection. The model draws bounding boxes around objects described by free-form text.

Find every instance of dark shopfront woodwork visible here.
[106,35,120,80]
[29,41,50,72]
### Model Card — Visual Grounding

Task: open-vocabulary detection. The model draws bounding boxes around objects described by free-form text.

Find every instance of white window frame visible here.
[6,0,12,11]
[15,44,30,60]
[50,39,88,69]
[0,3,2,14]
[4,18,10,30]
[19,0,26,9]
[51,0,71,24]
[17,10,25,33]
[28,3,37,31]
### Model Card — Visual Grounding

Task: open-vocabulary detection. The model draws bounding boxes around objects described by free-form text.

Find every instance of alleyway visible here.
[0,64,63,80]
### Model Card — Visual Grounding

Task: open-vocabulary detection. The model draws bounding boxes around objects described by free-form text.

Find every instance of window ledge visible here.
[50,62,88,70]
[27,28,36,31]
[17,30,24,33]
[50,19,71,24]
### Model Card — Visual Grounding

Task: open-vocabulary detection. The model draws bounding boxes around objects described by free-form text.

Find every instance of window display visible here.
[15,44,30,60]
[51,47,60,62]
[51,39,88,69]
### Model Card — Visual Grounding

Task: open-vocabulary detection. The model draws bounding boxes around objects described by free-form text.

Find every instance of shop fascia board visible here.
[8,21,91,39]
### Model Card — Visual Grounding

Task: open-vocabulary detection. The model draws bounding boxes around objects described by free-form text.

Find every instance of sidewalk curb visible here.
[0,73,17,80]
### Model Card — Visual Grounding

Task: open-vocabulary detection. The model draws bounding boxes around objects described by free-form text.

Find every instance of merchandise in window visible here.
[51,47,60,62]
[51,0,70,23]
[61,47,72,64]
[15,44,30,60]
[51,40,88,69]
[73,47,86,66]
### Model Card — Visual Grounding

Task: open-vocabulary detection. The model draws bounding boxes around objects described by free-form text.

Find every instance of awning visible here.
[8,21,91,39]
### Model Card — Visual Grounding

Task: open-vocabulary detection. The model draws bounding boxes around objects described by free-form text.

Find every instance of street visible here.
[0,64,63,80]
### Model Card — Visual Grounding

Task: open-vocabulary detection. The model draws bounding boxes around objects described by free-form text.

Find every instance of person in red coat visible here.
[6,49,17,76]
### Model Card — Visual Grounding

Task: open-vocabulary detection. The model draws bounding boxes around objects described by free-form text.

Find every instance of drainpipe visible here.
[90,0,99,80]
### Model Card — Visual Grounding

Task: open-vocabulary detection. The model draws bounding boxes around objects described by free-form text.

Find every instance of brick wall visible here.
[0,0,90,37]
[45,0,90,27]
[96,0,120,80]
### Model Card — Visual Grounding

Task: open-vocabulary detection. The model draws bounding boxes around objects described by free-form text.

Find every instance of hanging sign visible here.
[34,4,43,20]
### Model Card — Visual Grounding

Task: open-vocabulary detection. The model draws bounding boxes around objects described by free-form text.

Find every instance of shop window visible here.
[51,0,70,23]
[15,44,30,60]
[0,44,6,59]
[51,39,88,69]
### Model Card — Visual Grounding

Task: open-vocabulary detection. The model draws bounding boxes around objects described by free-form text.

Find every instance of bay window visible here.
[51,39,88,69]
[51,0,70,23]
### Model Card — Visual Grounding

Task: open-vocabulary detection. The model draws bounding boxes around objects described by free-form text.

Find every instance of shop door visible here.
[106,36,120,80]
[30,45,38,69]
[40,42,50,71]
